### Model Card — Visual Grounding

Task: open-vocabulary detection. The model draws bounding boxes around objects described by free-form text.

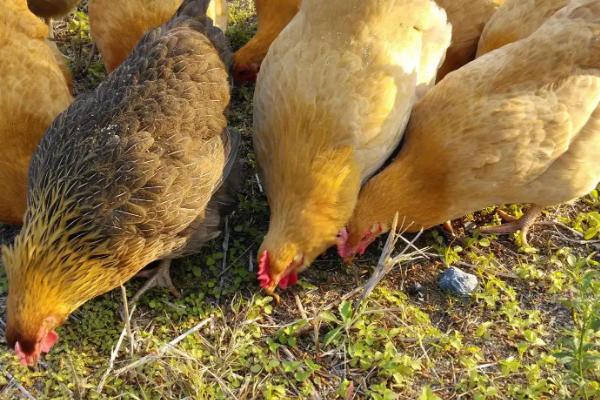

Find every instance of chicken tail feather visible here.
[221,128,242,184]
[165,0,232,69]
[175,0,212,19]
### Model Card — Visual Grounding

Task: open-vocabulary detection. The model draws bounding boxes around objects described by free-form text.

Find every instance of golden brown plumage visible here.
[233,0,300,84]
[340,0,600,258]
[232,0,504,84]
[477,0,567,56]
[254,0,451,294]
[26,0,80,19]
[435,0,504,80]
[89,0,228,72]
[0,0,72,225]
[3,0,240,366]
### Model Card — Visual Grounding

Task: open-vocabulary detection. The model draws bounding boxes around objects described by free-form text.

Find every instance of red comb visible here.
[257,250,272,289]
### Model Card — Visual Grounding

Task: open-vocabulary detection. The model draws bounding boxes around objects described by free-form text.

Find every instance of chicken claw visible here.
[480,205,543,247]
[131,259,180,304]
[442,220,456,237]
[495,208,519,223]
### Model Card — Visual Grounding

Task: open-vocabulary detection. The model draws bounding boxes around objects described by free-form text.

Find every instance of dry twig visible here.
[96,304,137,393]
[294,294,309,321]
[218,216,231,296]
[359,214,428,302]
[120,285,135,354]
[3,370,36,400]
[114,317,213,375]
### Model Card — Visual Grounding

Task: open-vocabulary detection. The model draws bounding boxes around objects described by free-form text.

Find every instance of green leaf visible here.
[419,386,441,400]
[339,301,353,324]
[475,322,492,338]
[318,310,339,324]
[323,327,343,346]
[294,369,311,382]
[336,380,353,399]
[266,338,280,353]
[585,227,599,240]
[250,364,262,373]
[192,266,202,278]
[282,360,301,373]
[478,238,491,248]
[500,357,521,376]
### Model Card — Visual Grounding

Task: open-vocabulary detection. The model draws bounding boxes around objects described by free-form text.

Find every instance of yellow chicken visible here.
[89,0,228,72]
[339,0,600,259]
[232,0,504,84]
[233,0,300,84]
[254,0,451,295]
[26,0,80,20]
[477,0,568,56]
[436,0,504,80]
[0,0,72,225]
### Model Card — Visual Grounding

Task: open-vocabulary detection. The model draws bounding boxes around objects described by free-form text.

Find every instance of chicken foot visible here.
[480,205,543,247]
[495,209,519,223]
[131,259,181,304]
[442,220,456,237]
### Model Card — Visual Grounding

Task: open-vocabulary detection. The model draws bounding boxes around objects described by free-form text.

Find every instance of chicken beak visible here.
[343,254,355,265]
[262,283,281,304]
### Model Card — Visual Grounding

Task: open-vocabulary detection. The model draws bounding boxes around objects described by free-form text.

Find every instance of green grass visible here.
[1,1,599,399]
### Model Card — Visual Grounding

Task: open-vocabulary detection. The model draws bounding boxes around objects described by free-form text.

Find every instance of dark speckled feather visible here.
[2,0,241,345]
[26,0,235,259]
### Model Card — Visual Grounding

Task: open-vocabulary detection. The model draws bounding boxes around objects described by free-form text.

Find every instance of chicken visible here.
[477,0,568,56]
[26,0,80,19]
[435,0,504,80]
[89,0,228,72]
[3,0,241,366]
[232,0,503,85]
[15,0,74,84]
[233,0,300,84]
[339,0,600,259]
[253,0,451,296]
[0,0,72,225]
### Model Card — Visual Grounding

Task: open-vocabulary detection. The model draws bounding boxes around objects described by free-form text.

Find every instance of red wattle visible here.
[278,271,298,289]
[41,330,59,353]
[336,227,351,258]
[257,250,272,289]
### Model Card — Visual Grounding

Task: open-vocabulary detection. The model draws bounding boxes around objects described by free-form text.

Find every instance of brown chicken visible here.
[3,0,241,366]
[26,0,80,19]
[233,0,300,84]
[435,0,504,80]
[254,0,451,295]
[477,0,567,56]
[339,0,600,259]
[0,0,72,225]
[89,0,228,72]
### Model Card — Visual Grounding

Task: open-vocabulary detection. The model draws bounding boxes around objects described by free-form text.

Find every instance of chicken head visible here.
[6,315,60,366]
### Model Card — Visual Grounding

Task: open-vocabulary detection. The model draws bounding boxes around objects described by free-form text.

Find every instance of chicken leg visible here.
[131,259,180,304]
[45,18,54,39]
[480,205,543,247]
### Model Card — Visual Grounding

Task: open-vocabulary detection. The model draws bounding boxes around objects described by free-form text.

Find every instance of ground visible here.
[0,1,599,399]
